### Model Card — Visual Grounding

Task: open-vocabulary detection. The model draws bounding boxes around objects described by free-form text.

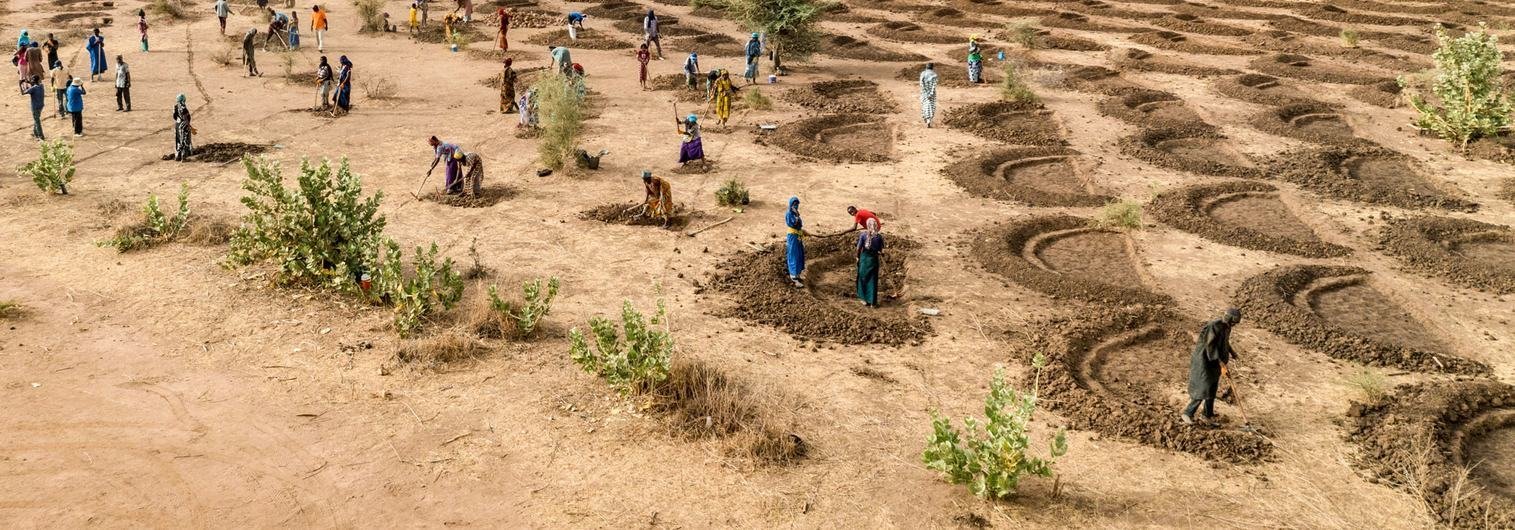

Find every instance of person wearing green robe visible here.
[1182,308,1240,425]
[855,218,884,307]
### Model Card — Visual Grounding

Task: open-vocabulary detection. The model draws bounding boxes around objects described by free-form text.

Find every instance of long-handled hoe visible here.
[1222,366,1258,434]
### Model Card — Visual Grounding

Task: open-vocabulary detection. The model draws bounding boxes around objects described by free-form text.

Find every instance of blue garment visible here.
[289,27,300,49]
[784,197,804,279]
[86,35,106,75]
[745,38,761,62]
[334,60,352,109]
[567,12,584,23]
[65,84,84,112]
[25,83,45,111]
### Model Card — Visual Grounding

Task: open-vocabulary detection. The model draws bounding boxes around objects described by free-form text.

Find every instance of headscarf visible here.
[319,55,329,66]
[686,113,697,123]
[862,218,881,251]
[176,93,187,105]
[750,32,759,40]
[1223,307,1241,324]
[497,7,505,17]
[785,197,801,230]
[646,9,655,19]
[17,30,30,47]
[339,55,351,67]
[642,169,652,179]
[503,57,513,68]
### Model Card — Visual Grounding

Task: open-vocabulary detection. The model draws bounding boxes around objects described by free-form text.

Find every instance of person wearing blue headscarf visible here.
[17,29,31,48]
[86,28,106,81]
[743,33,762,83]
[334,55,352,113]
[677,113,703,165]
[173,94,194,160]
[784,197,812,287]
[682,51,699,88]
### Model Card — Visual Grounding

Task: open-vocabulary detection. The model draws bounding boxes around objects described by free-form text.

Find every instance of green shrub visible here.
[106,183,191,252]
[227,157,386,292]
[922,356,1067,500]
[487,277,561,339]
[533,72,586,171]
[1095,200,1142,230]
[353,0,386,32]
[1339,28,1360,48]
[1000,62,1037,103]
[1005,20,1038,50]
[569,300,674,395]
[714,178,750,206]
[1400,24,1512,152]
[19,139,75,195]
[742,87,772,110]
[721,0,824,62]
[374,241,465,337]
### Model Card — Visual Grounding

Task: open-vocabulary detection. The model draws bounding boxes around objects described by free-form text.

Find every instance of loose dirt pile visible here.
[579,202,698,230]
[1119,126,1260,178]
[1249,101,1365,146]
[894,64,1000,87]
[1299,4,1429,26]
[952,0,1055,17]
[1065,0,1153,20]
[943,101,1064,145]
[1212,73,1320,107]
[1345,381,1515,528]
[45,11,111,26]
[1019,305,1273,463]
[817,34,928,62]
[914,7,1001,28]
[1149,180,1350,257]
[1169,1,1279,20]
[1370,33,1436,55]
[707,234,931,345]
[1097,90,1204,128]
[1348,80,1402,108]
[1152,13,1251,36]
[1377,215,1515,294]
[523,29,632,50]
[783,80,899,114]
[1242,30,1426,71]
[942,146,1112,206]
[502,9,561,29]
[1266,15,1345,37]
[764,114,897,163]
[1040,12,1148,33]
[1059,65,1145,95]
[581,0,641,19]
[646,73,706,101]
[1232,265,1487,374]
[421,186,519,208]
[1262,146,1478,211]
[1248,54,1389,85]
[413,22,490,45]
[971,214,1172,306]
[1110,48,1237,76]
[1128,31,1259,55]
[672,33,746,56]
[865,21,962,44]
[180,142,270,164]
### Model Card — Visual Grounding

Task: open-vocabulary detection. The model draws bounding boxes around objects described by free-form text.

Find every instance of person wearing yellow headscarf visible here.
[712,69,734,126]
[967,34,983,84]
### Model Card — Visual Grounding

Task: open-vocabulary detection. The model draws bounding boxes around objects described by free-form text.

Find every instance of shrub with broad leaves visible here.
[1400,24,1512,152]
[569,300,674,395]
[487,277,560,339]
[922,356,1068,500]
[107,183,191,252]
[19,139,75,195]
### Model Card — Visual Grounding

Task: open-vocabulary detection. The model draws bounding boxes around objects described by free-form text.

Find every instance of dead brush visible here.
[210,41,238,66]
[395,328,488,365]
[653,358,807,464]
[361,76,398,100]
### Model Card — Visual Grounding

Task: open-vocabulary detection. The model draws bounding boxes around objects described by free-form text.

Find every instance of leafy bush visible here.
[227,157,386,292]
[742,87,772,110]
[353,0,386,32]
[19,139,75,195]
[569,300,674,395]
[533,72,586,171]
[486,277,561,339]
[1000,62,1037,103]
[106,183,191,252]
[374,241,465,337]
[715,178,750,206]
[1339,28,1359,48]
[1005,20,1038,50]
[922,357,1067,500]
[721,0,824,61]
[1095,200,1142,230]
[1400,24,1512,152]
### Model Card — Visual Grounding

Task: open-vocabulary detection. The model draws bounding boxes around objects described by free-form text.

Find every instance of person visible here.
[843,206,881,234]
[565,11,586,40]
[640,170,674,225]
[138,10,149,51]
[426,136,463,194]
[49,61,70,118]
[919,62,938,128]
[495,7,510,51]
[856,218,884,307]
[65,78,86,136]
[1183,308,1242,425]
[499,57,517,113]
[242,28,261,76]
[636,43,650,89]
[214,0,231,35]
[785,197,811,288]
[966,35,983,84]
[743,33,762,83]
[382,12,398,32]
[712,69,734,126]
[457,0,473,22]
[172,93,194,160]
[420,0,430,28]
[311,5,328,52]
[518,86,536,128]
[704,68,718,101]
[642,10,661,59]
[677,114,703,165]
[682,52,699,88]
[409,2,422,39]
[17,29,31,48]
[569,62,587,98]
[289,11,301,49]
[22,75,45,140]
[333,55,352,113]
[13,45,27,88]
[43,34,60,70]
[113,55,131,112]
[443,12,458,41]
[86,29,106,81]
[266,9,291,50]
[315,55,333,109]
[24,43,44,82]
[460,151,483,196]
[549,45,571,75]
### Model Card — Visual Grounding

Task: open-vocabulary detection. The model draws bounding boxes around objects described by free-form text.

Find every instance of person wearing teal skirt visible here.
[855,217,884,307]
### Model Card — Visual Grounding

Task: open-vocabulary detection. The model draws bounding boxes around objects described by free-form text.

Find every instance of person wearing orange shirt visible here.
[311,5,328,52]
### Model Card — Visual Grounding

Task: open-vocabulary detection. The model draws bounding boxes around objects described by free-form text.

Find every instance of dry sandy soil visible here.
[3,0,1515,526]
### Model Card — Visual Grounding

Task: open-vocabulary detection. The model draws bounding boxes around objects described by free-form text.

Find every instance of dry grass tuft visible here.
[1343,369,1388,402]
[655,358,807,463]
[0,300,23,320]
[361,76,398,100]
[395,329,488,365]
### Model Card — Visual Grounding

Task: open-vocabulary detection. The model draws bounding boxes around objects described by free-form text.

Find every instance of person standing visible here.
[855,218,884,307]
[315,55,333,109]
[517,86,536,128]
[635,43,650,89]
[289,11,301,49]
[138,10,150,51]
[966,35,983,84]
[86,29,106,81]
[784,197,811,288]
[65,78,86,136]
[24,43,44,82]
[242,28,261,76]
[172,94,194,160]
[458,0,474,22]
[408,2,421,39]
[311,5,328,52]
[743,33,761,83]
[495,8,510,51]
[43,34,60,69]
[682,52,698,88]
[333,55,352,113]
[919,62,938,128]
[113,55,131,112]
[712,70,734,126]
[48,62,70,118]
[1182,308,1242,425]
[22,75,45,140]
[499,57,517,113]
[642,10,661,59]
[214,0,231,35]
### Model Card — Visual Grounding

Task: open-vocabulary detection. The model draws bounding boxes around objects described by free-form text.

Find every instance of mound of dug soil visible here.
[865,21,962,44]
[1065,0,1153,20]
[1242,30,1427,72]
[1110,48,1237,76]
[971,214,1172,306]
[1151,13,1251,36]
[1212,73,1320,107]
[1369,32,1435,55]
[765,114,897,163]
[1097,90,1204,128]
[1168,1,1279,20]
[783,80,898,114]
[1265,15,1345,37]
[646,73,706,101]
[1119,126,1260,178]
[1262,146,1478,211]
[1149,180,1350,257]
[1248,53,1390,85]
[1345,381,1515,528]
[894,63,1000,87]
[820,3,886,23]
[1059,65,1146,95]
[1232,265,1486,374]
[672,33,746,56]
[943,146,1112,206]
[523,29,632,50]
[421,186,518,208]
[1249,101,1365,146]
[817,34,927,62]
[581,1,643,19]
[707,234,931,345]
[1022,305,1272,463]
[579,202,698,230]
[952,0,1055,17]
[1347,80,1402,108]
[1129,30,1259,55]
[1040,12,1149,33]
[183,142,270,163]
[915,7,1001,28]
[943,101,1064,145]
[1299,4,1429,26]
[46,11,111,27]
[1378,216,1515,294]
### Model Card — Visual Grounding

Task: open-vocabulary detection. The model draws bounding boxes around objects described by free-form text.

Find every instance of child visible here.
[383,12,398,32]
[636,43,650,89]
[138,10,149,51]
[289,11,301,49]
[408,2,421,38]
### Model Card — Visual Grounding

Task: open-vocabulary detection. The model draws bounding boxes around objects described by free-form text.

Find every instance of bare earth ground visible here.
[2,0,1514,526]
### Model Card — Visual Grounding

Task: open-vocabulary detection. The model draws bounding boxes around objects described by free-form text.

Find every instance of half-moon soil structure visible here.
[971,214,1172,306]
[1149,180,1351,257]
[942,146,1112,206]
[1378,215,1515,294]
